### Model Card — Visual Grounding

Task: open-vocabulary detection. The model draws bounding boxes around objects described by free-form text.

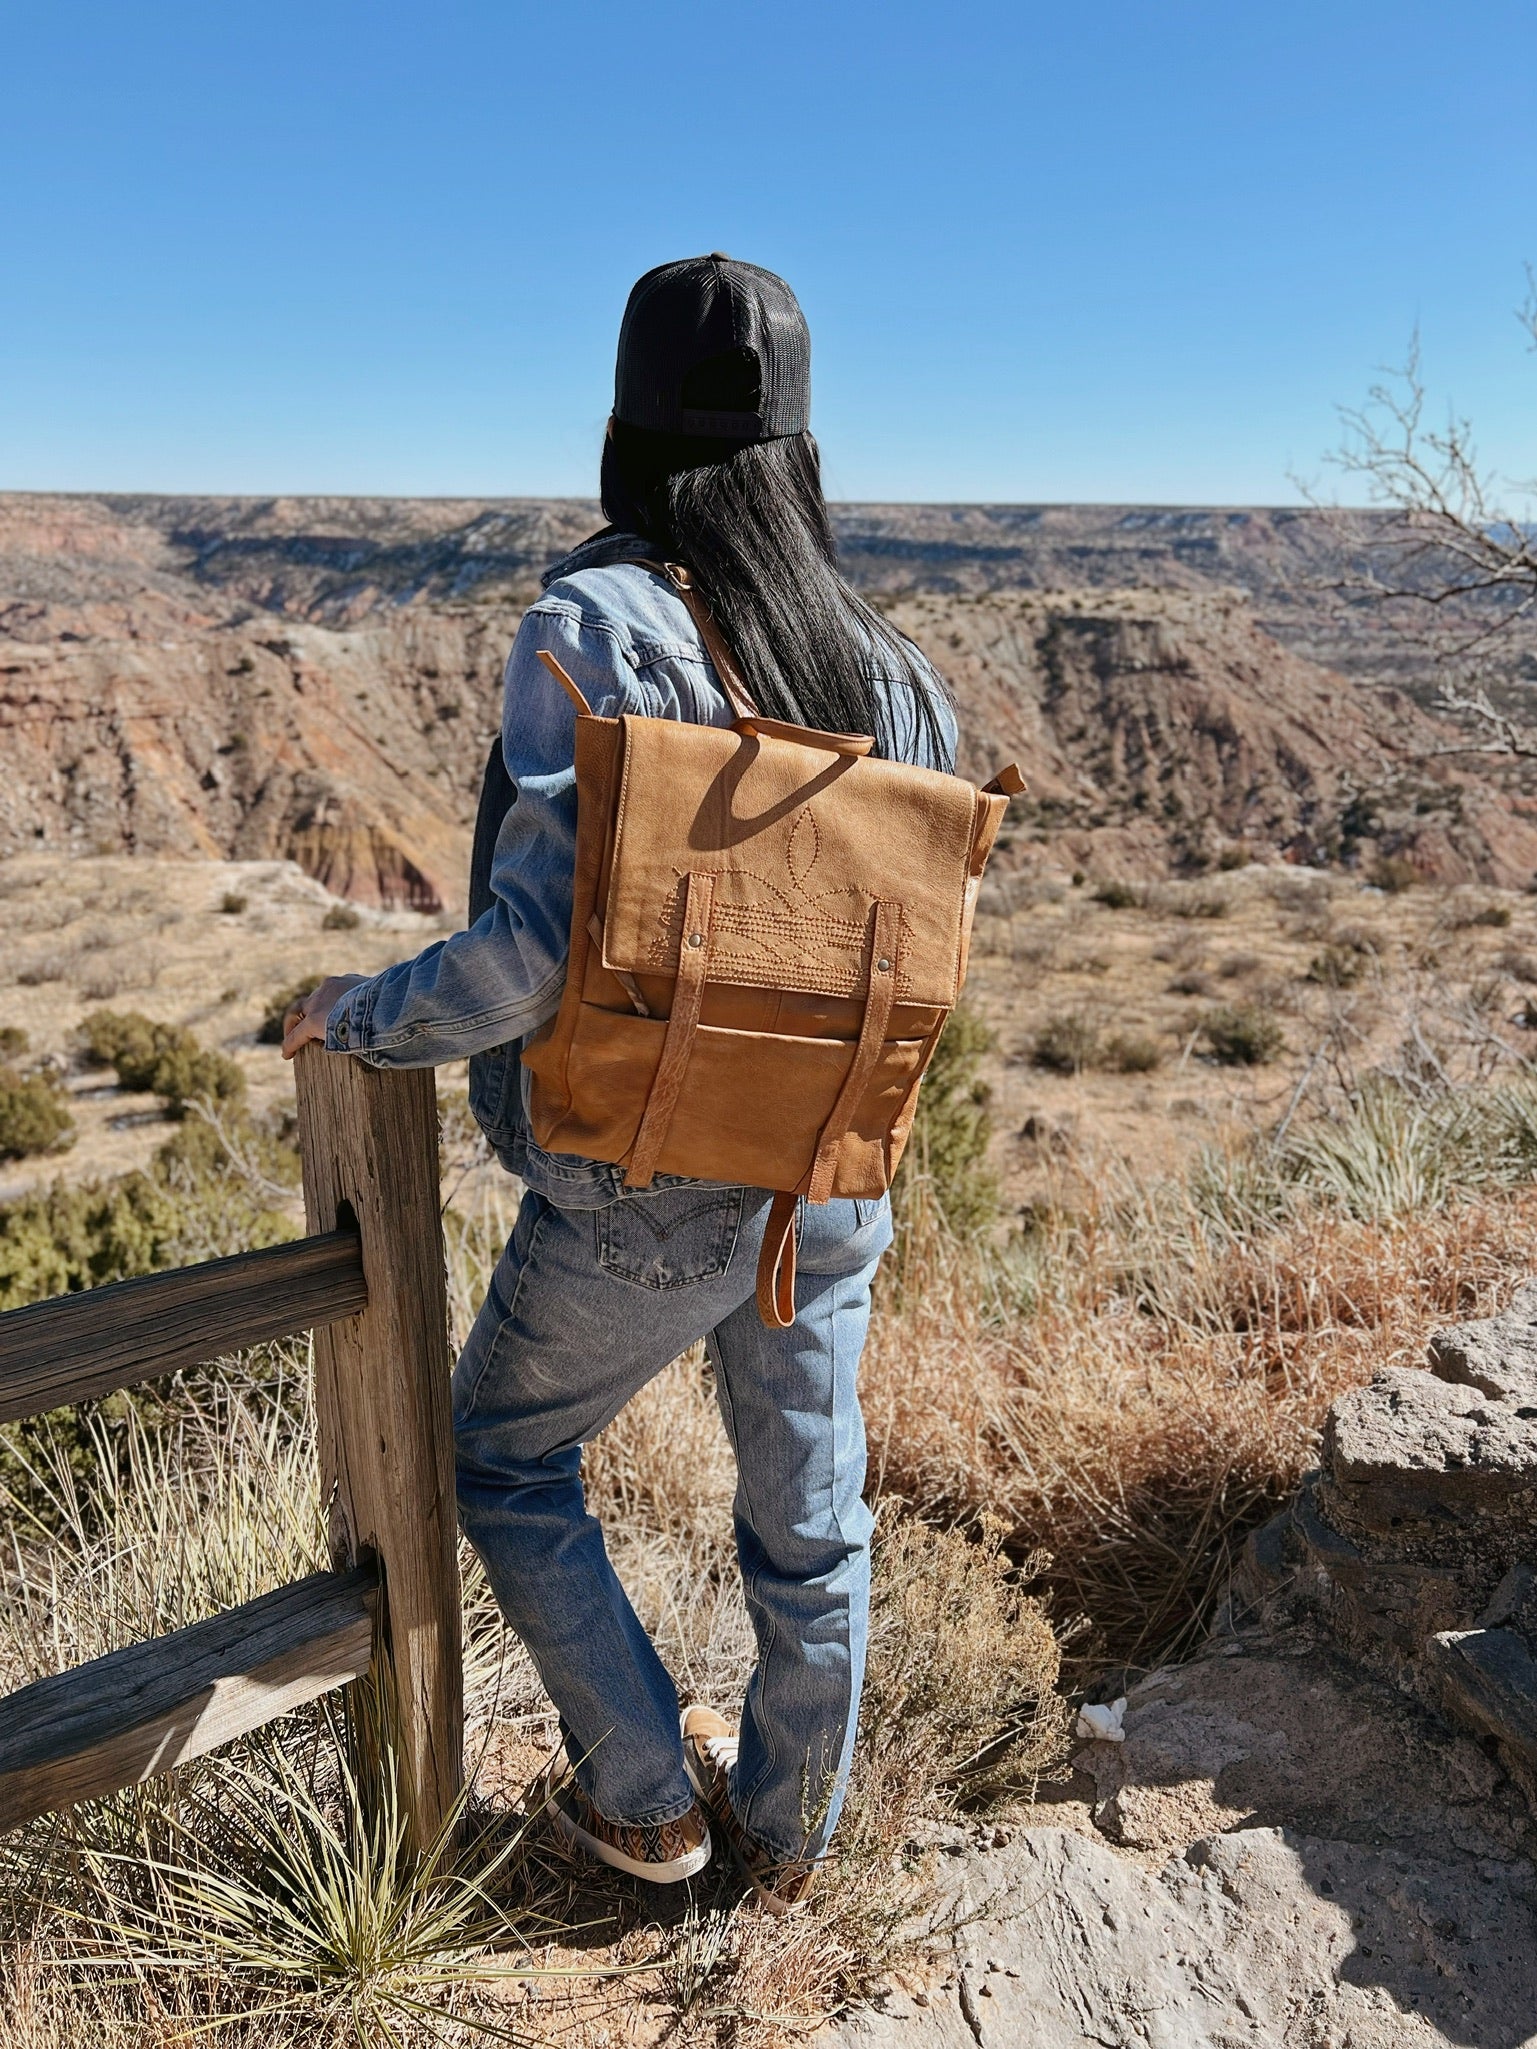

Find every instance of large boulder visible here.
[1233,1282,1537,1810]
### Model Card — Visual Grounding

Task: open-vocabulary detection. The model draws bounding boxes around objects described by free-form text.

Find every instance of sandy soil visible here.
[0,852,455,1200]
[970,858,1536,1210]
[4,850,1535,1211]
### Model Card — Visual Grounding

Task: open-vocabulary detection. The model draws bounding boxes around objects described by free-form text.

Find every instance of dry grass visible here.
[11,919,1537,2037]
[864,1154,1537,1673]
[0,1155,1073,2047]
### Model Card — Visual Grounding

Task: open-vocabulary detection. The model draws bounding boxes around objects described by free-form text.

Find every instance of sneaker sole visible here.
[544,1791,712,1884]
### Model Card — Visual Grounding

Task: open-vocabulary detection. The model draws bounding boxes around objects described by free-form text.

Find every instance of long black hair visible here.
[600,420,952,765]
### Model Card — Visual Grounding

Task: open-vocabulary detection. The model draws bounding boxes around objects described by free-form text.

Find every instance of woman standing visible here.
[284,255,955,1911]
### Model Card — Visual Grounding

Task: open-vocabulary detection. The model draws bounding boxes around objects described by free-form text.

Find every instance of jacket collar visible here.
[540,527,659,589]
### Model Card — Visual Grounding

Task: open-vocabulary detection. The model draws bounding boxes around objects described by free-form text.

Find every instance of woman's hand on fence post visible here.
[282,975,370,1060]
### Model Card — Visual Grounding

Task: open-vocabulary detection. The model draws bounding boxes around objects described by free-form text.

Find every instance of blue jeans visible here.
[452,1181,890,1862]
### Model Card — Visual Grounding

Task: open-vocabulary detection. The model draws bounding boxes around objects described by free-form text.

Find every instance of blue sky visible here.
[2,0,1534,504]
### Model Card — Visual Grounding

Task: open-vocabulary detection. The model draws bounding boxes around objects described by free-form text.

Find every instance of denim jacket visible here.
[325,529,957,1205]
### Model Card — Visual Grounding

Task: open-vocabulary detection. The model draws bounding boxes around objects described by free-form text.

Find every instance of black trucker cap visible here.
[614,254,811,442]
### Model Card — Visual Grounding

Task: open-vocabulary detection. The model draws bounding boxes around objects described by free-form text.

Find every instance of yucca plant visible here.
[57,1721,595,2045]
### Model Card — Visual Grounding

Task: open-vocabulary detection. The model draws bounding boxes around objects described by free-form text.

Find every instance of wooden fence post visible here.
[292,1046,463,1852]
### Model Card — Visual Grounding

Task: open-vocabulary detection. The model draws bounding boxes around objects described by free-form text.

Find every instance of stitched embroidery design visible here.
[644,804,891,995]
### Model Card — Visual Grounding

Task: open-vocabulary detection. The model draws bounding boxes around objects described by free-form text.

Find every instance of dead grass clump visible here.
[1200,1002,1283,1065]
[863,1157,1537,1673]
[1173,892,1229,921]
[1091,879,1141,910]
[1152,931,1206,968]
[15,951,77,989]
[1030,1012,1099,1074]
[1217,951,1262,979]
[1102,1031,1162,1073]
[854,1516,1069,1805]
[1257,871,1334,914]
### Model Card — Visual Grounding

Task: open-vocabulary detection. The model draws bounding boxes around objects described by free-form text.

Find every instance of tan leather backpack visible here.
[522,563,1023,1325]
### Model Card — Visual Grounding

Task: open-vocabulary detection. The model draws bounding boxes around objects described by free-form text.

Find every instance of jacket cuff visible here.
[325,979,376,1053]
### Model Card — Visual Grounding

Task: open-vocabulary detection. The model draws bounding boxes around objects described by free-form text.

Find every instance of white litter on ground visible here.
[1075,1696,1128,1743]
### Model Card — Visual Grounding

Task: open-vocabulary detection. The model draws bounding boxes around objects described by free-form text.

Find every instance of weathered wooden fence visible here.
[0,1047,463,1851]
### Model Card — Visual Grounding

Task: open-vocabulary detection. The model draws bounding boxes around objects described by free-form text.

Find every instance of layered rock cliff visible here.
[5,492,1537,908]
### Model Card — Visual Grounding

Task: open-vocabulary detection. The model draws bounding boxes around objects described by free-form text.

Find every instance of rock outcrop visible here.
[886,586,1537,883]
[834,1826,1537,2047]
[1232,1283,1537,1808]
[826,1294,1537,2049]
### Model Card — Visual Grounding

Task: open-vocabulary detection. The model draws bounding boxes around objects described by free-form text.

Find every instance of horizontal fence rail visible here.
[0,1225,368,1424]
[0,1566,379,1831]
[0,1051,462,1850]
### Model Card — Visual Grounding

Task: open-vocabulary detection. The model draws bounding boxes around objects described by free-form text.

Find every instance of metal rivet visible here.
[876,956,891,973]
[687,932,704,948]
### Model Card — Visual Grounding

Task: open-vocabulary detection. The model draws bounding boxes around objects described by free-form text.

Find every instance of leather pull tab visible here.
[756,1191,799,1329]
[983,763,1027,797]
[537,648,593,717]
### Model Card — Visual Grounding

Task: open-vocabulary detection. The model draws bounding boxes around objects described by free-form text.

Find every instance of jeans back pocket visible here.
[597,1184,744,1290]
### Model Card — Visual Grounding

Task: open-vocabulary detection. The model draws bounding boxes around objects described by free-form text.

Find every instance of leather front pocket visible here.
[597,1184,744,1290]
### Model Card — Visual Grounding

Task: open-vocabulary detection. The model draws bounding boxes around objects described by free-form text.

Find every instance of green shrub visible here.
[1200,1003,1284,1066]
[1031,1013,1100,1074]
[0,1113,300,1511]
[0,1116,297,1313]
[894,1004,1000,1238]
[1092,879,1140,910]
[0,1067,75,1160]
[0,1174,180,1310]
[80,1010,246,1119]
[1369,855,1418,893]
[0,1026,28,1060]
[1448,900,1512,930]
[1103,1031,1163,1074]
[1307,945,1365,988]
[218,891,248,915]
[322,903,361,930]
[258,976,322,1045]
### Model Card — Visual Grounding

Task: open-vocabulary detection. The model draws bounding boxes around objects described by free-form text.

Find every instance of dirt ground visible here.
[4,849,1536,1211]
[970,857,1537,1210]
[0,853,456,1200]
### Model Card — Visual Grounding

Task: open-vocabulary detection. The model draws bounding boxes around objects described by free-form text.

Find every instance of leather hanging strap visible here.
[752,899,902,1330]
[653,562,762,721]
[624,870,717,1189]
[805,900,902,1204]
[756,1190,800,1329]
[647,557,874,751]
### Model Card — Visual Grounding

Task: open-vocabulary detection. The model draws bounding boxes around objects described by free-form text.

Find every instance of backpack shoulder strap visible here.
[638,558,761,721]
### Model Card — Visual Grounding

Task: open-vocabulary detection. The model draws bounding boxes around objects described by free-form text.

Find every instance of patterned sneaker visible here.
[527,1761,712,1883]
[680,1706,817,1915]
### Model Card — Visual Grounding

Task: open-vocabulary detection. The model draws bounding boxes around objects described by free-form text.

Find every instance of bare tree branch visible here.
[1302,286,1537,760]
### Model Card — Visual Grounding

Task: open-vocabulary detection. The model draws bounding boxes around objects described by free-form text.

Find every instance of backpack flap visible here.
[600,714,980,1006]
